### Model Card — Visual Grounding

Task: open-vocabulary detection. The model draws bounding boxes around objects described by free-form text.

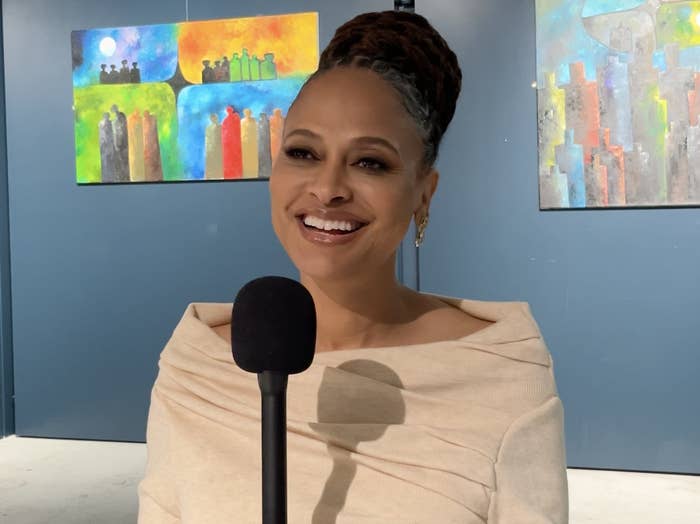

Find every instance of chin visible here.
[292,252,363,284]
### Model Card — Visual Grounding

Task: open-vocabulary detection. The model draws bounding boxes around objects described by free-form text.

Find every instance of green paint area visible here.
[73,83,181,183]
[657,2,700,48]
[639,84,669,200]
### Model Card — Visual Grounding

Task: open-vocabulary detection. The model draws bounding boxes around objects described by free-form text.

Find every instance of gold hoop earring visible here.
[414,214,429,248]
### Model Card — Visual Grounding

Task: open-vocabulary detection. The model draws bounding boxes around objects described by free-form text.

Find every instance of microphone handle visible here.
[258,371,288,524]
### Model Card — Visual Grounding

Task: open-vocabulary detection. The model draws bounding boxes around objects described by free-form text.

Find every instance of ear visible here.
[415,168,439,217]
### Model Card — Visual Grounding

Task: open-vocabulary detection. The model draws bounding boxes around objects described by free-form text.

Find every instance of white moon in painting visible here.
[99,37,117,57]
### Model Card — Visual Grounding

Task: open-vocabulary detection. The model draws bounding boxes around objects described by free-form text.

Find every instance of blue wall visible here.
[421,1,700,474]
[2,0,698,474]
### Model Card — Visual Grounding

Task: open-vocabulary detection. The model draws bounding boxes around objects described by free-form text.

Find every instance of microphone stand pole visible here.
[258,370,288,524]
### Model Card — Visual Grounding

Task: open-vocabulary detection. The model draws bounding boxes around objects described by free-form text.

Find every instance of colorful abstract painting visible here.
[71,12,318,184]
[536,0,700,208]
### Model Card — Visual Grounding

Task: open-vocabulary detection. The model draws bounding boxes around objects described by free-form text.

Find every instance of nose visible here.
[308,159,352,205]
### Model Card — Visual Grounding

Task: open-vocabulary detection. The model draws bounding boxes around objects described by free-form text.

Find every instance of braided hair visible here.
[306,11,462,167]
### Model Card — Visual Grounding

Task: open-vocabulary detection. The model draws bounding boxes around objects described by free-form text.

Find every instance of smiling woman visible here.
[138,10,569,524]
[269,66,430,288]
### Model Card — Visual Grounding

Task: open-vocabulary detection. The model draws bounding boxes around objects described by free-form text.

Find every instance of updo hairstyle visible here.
[307,10,462,167]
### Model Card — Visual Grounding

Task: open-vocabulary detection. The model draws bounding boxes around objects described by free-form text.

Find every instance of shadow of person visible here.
[309,359,405,524]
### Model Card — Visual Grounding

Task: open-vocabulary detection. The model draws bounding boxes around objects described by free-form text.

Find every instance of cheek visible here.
[387,180,419,217]
[372,184,418,241]
[268,176,288,237]
[268,172,306,244]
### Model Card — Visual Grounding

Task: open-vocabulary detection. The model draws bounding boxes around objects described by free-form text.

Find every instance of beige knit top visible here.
[138,296,569,523]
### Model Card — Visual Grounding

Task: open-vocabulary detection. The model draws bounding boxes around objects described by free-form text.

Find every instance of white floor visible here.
[1,436,699,523]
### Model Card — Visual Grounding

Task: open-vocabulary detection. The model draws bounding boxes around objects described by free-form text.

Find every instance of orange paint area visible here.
[566,63,601,163]
[178,12,318,84]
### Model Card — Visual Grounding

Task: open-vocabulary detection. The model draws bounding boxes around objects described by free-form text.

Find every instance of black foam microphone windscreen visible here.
[231,276,317,374]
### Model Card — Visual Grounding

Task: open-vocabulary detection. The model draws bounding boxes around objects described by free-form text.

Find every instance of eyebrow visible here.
[284,128,400,156]
[353,136,400,156]
[284,128,320,141]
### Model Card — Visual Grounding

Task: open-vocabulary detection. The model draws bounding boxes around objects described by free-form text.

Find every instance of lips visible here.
[294,209,369,244]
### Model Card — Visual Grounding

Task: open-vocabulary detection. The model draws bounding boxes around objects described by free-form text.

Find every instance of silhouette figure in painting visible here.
[269,108,284,162]
[250,55,261,81]
[205,113,224,180]
[202,60,214,84]
[143,111,163,181]
[221,56,230,81]
[214,60,224,82]
[257,112,272,178]
[241,108,258,178]
[230,53,242,82]
[222,106,243,179]
[130,62,141,83]
[260,53,277,80]
[99,64,109,84]
[111,104,130,182]
[240,48,251,81]
[119,60,130,83]
[108,64,119,84]
[98,113,117,182]
[127,110,145,182]
[689,74,700,126]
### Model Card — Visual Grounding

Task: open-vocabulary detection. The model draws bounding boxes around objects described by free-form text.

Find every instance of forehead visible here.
[286,67,420,143]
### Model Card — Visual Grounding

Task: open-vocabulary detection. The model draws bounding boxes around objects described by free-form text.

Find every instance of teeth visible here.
[303,215,361,232]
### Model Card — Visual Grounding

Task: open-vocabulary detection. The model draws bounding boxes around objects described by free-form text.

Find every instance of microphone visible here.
[231,276,317,524]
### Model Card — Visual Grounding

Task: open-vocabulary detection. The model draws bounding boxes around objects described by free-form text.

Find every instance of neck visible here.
[301,262,417,352]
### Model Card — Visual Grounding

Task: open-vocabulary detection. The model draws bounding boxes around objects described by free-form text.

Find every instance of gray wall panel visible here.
[0,0,14,438]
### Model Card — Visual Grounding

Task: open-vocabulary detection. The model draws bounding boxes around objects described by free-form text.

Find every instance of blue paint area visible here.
[541,0,700,84]
[72,24,178,87]
[679,46,700,69]
[537,1,612,84]
[653,50,667,70]
[678,4,694,18]
[581,0,646,18]
[177,76,305,179]
[555,129,586,207]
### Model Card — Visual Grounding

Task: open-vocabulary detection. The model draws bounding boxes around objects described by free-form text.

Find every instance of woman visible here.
[138,11,568,523]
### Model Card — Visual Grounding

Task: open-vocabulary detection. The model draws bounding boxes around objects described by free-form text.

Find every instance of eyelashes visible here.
[355,158,387,171]
[283,147,389,172]
[284,147,316,161]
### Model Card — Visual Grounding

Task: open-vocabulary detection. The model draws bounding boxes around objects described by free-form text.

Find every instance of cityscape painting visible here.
[536,0,700,209]
[71,12,319,184]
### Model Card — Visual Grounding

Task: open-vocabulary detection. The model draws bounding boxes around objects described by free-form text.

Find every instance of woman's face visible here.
[269,66,437,283]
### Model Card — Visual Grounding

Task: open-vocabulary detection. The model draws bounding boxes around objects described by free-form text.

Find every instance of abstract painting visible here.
[536,0,700,208]
[71,12,318,184]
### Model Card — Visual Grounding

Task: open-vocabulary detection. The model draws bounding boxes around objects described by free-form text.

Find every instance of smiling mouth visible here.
[298,214,367,235]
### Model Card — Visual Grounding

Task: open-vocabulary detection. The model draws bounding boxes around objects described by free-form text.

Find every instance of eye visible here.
[355,157,388,171]
[284,147,316,161]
